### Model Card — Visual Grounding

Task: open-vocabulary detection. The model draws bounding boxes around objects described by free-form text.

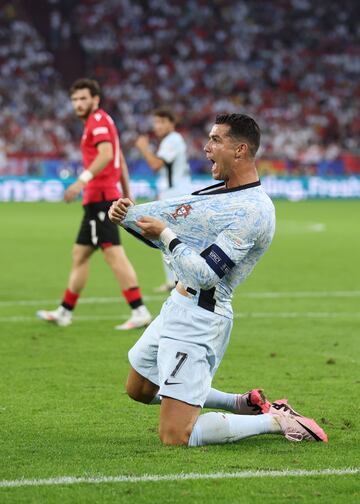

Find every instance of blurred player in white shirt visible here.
[135,108,192,292]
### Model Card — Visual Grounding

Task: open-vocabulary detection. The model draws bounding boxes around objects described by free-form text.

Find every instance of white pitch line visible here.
[1,312,360,323]
[1,290,360,307]
[0,296,163,308]
[242,290,360,299]
[235,311,360,319]
[0,468,358,489]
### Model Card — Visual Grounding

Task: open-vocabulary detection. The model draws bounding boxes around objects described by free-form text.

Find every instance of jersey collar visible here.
[192,180,261,196]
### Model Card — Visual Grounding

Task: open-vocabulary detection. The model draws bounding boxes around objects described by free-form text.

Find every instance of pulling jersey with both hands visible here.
[122,181,276,319]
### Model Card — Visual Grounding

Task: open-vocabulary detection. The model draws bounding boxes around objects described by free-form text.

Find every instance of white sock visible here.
[58,306,71,314]
[150,388,237,410]
[188,412,280,446]
[132,305,149,316]
[203,388,237,411]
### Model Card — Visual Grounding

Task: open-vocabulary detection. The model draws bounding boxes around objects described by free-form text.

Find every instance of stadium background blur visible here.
[1,1,360,500]
[1,0,360,202]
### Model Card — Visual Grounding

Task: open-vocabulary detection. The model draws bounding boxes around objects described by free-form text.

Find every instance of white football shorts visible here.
[128,289,233,406]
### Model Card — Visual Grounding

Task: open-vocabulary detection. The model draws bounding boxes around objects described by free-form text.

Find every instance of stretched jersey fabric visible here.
[122,180,275,318]
[156,131,192,198]
[80,108,122,204]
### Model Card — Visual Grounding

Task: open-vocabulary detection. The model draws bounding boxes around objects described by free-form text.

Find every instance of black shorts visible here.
[76,201,120,249]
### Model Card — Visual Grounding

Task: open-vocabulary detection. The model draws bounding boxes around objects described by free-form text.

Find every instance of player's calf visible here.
[159,397,200,446]
[159,424,192,446]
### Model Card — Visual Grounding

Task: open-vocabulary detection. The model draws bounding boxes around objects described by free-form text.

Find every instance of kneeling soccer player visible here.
[109,113,328,446]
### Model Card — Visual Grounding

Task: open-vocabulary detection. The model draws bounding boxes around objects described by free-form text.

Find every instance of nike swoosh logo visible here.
[164,379,182,386]
[296,420,322,441]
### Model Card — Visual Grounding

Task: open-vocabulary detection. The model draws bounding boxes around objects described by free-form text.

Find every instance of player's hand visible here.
[64,180,84,203]
[122,193,136,204]
[135,135,150,151]
[136,216,166,238]
[108,198,134,224]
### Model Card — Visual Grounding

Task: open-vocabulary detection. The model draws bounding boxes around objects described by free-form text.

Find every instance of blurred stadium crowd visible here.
[1,0,359,176]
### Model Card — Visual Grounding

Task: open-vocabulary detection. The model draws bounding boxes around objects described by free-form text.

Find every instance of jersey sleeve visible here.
[88,116,112,147]
[121,200,165,249]
[162,213,258,290]
[157,135,181,164]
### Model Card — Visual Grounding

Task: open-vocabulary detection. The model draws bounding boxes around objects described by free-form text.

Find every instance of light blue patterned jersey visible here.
[123,181,275,318]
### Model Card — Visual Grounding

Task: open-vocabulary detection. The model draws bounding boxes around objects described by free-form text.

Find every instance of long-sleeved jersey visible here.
[123,180,275,318]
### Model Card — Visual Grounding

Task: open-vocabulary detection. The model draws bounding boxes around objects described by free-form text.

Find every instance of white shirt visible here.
[156,131,192,198]
[123,181,275,318]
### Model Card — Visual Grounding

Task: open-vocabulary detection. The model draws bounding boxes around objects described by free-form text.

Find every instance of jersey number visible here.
[89,219,98,246]
[170,352,188,377]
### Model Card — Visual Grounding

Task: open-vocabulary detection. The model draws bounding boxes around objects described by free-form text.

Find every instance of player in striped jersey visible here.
[37,78,151,330]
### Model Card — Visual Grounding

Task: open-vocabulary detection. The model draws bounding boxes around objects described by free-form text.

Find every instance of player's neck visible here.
[225,163,259,189]
[82,105,100,122]
[160,129,174,140]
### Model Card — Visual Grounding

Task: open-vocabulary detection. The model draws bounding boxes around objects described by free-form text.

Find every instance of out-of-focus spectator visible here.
[0,0,359,176]
[0,2,76,160]
[0,138,7,173]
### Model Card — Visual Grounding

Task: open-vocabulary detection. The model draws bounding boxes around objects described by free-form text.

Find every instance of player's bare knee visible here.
[125,380,154,404]
[125,380,142,401]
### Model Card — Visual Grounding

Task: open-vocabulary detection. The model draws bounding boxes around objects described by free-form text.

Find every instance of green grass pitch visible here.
[0,200,359,503]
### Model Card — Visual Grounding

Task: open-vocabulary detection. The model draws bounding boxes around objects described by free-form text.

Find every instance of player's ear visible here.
[234,142,247,159]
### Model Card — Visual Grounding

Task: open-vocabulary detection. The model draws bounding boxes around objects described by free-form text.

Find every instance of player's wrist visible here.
[78,170,94,184]
[160,227,177,248]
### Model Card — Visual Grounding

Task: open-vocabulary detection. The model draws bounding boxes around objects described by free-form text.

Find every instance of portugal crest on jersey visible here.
[171,204,192,220]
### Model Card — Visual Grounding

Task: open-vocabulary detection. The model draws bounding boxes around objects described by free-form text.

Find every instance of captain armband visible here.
[78,170,94,184]
[160,227,182,252]
[200,243,235,278]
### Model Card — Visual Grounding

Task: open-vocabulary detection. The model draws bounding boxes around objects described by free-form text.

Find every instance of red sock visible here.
[122,287,143,309]
[61,289,79,311]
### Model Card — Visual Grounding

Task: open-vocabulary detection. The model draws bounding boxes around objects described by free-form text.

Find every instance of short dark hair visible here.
[215,113,260,157]
[153,107,177,124]
[69,78,101,97]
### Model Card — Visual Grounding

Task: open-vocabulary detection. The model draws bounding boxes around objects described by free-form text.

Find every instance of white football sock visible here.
[203,388,237,411]
[150,388,237,411]
[188,412,280,446]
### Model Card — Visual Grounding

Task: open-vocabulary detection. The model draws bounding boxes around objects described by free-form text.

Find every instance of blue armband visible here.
[200,244,235,278]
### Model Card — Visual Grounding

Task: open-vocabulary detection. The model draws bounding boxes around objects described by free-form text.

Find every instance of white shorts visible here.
[128,290,233,406]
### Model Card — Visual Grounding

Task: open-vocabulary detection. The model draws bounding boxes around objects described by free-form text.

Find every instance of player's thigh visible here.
[71,244,94,266]
[102,244,130,268]
[76,201,120,249]
[159,397,200,445]
[75,204,98,248]
[126,367,159,403]
[158,336,212,408]
[128,307,167,388]
[95,201,121,249]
